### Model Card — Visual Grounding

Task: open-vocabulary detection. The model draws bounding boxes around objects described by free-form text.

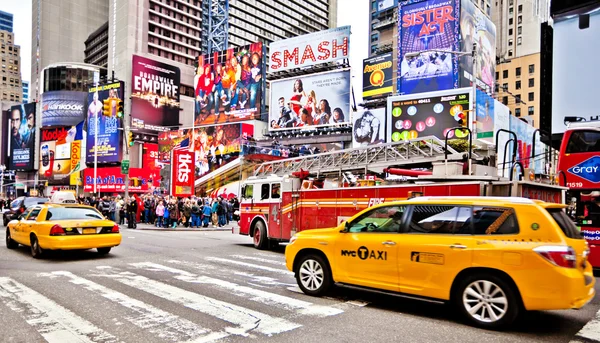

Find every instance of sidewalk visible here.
[119,222,237,232]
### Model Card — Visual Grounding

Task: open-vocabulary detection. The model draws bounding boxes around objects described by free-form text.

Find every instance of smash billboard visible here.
[131,55,181,131]
[194,42,265,125]
[8,103,36,171]
[86,81,124,163]
[398,0,460,94]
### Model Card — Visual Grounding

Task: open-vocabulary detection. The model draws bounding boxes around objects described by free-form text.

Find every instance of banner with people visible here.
[194,42,265,126]
[268,70,351,131]
[352,108,387,148]
[8,103,36,171]
[86,81,124,163]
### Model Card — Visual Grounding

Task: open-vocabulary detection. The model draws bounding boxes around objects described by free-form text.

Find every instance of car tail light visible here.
[534,245,577,268]
[111,224,120,233]
[49,224,66,236]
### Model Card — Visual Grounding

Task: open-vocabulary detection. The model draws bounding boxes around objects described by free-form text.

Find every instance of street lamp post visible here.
[0,165,5,196]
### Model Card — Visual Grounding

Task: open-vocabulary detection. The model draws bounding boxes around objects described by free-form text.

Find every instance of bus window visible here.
[271,183,281,199]
[566,130,600,153]
[260,184,270,200]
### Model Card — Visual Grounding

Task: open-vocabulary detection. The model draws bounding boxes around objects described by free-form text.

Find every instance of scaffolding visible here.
[202,0,229,54]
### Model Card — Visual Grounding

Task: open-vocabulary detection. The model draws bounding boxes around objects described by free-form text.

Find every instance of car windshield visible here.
[24,197,49,207]
[46,207,104,221]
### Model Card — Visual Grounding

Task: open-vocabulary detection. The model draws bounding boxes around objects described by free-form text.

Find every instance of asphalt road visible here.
[1,226,599,343]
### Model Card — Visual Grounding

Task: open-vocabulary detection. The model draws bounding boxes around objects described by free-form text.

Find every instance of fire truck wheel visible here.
[296,254,332,296]
[253,221,268,250]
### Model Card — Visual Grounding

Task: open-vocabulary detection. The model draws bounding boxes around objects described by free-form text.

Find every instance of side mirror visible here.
[340,221,349,233]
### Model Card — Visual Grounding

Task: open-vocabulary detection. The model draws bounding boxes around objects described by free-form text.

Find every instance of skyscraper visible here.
[0,30,23,102]
[0,10,13,33]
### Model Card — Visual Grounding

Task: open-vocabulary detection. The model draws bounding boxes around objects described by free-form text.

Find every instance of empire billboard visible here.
[8,103,36,171]
[86,81,124,163]
[131,55,181,131]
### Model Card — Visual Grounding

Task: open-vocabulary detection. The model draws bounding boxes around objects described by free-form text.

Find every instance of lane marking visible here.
[0,277,118,343]
[572,307,600,343]
[94,268,300,336]
[229,255,287,266]
[131,262,343,317]
[40,271,228,343]
[204,257,293,275]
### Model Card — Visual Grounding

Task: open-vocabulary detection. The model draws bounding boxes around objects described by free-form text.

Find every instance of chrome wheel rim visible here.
[463,280,508,323]
[299,259,324,291]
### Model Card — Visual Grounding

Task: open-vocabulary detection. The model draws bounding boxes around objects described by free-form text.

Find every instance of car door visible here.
[11,207,32,244]
[21,207,42,243]
[397,204,475,300]
[334,205,407,292]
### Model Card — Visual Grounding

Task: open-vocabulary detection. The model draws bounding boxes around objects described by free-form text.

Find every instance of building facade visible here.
[84,22,109,69]
[0,10,13,33]
[22,81,28,103]
[495,53,540,126]
[0,30,23,102]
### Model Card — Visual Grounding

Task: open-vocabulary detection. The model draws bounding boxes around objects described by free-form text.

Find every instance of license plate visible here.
[83,228,96,234]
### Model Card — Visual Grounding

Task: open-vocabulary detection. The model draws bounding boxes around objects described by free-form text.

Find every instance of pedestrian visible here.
[127,196,138,229]
[191,201,201,228]
[183,199,192,227]
[144,196,152,224]
[163,202,170,228]
[218,196,227,227]
[168,200,178,228]
[211,199,220,227]
[202,200,212,228]
[155,200,165,227]
[117,196,125,225]
[108,197,116,221]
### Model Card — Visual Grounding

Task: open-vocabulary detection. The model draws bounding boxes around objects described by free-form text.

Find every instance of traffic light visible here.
[455,110,469,138]
[117,100,124,118]
[127,131,134,147]
[130,178,140,187]
[102,99,111,116]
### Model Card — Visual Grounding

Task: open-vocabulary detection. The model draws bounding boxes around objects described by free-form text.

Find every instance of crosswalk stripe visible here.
[0,277,118,343]
[94,268,301,336]
[204,257,293,275]
[40,271,229,343]
[131,262,343,317]
[229,255,287,266]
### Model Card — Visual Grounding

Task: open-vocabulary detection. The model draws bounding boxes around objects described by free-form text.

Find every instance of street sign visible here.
[121,160,130,175]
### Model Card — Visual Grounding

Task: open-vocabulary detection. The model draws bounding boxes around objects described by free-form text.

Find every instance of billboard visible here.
[69,140,82,185]
[269,26,351,72]
[398,0,460,95]
[131,55,181,131]
[194,42,264,126]
[86,82,124,163]
[41,91,87,126]
[459,0,496,94]
[142,143,159,171]
[39,127,75,177]
[8,103,36,171]
[269,70,351,131]
[172,150,195,197]
[353,108,387,148]
[378,0,398,12]
[387,88,471,142]
[83,167,155,193]
[363,53,394,99]
[475,89,495,139]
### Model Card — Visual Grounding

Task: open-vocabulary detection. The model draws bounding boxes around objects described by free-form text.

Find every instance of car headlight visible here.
[289,235,298,245]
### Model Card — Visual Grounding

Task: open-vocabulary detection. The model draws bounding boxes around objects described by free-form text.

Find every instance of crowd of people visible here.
[76,194,240,229]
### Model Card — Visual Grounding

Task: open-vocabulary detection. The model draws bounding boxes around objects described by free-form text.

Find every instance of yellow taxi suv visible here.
[285,197,595,329]
[5,203,122,258]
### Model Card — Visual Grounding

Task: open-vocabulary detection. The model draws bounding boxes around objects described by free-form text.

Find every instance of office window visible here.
[528,106,534,115]
[529,78,535,87]
[518,16,522,24]
[529,64,535,73]
[518,4,522,13]
[509,7,513,14]
[515,94,521,104]
[516,67,521,77]
[528,92,534,101]
[509,18,513,25]
[371,45,378,54]
[370,33,379,43]
[502,83,508,90]
[515,80,521,89]
[503,70,508,78]
[509,28,513,36]
[517,37,522,45]
[503,96,508,105]
[518,26,522,34]
[496,71,499,80]
[515,108,521,117]
[509,38,513,46]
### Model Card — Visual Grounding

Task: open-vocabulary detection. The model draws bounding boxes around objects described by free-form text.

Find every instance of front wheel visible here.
[252,221,268,250]
[30,235,44,259]
[97,247,112,255]
[295,254,332,296]
[6,228,18,249]
[454,273,520,329]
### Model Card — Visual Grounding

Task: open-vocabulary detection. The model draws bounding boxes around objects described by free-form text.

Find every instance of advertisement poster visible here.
[83,167,155,193]
[8,103,36,171]
[70,140,82,185]
[398,0,460,94]
[41,91,87,126]
[353,108,387,148]
[509,116,546,174]
[269,26,351,72]
[142,143,159,171]
[131,55,181,131]
[269,70,351,130]
[39,127,74,177]
[194,42,264,125]
[475,89,495,139]
[159,123,253,179]
[387,88,471,142]
[494,100,510,176]
[363,53,394,99]
[459,0,496,94]
[86,82,123,163]
[172,150,195,197]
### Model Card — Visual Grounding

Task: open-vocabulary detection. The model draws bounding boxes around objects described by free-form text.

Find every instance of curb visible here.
[118,224,236,233]
[572,309,600,343]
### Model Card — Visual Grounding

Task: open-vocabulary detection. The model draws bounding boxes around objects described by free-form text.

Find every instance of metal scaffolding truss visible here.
[202,0,229,54]
[254,136,471,177]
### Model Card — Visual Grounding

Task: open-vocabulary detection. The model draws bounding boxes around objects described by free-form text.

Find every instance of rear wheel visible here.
[30,235,44,259]
[97,247,112,255]
[252,221,268,250]
[3,216,7,227]
[6,228,18,249]
[295,254,332,296]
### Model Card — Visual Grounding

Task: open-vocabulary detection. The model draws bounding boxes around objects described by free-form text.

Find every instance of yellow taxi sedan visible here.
[285,197,595,329]
[5,203,121,258]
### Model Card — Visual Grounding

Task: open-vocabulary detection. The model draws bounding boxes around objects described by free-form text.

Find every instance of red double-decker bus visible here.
[557,120,600,268]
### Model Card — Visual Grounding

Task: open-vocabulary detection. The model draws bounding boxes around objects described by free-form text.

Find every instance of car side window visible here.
[260,184,270,200]
[472,207,519,235]
[27,208,42,221]
[347,206,406,233]
[21,208,33,220]
[271,183,281,199]
[406,205,471,234]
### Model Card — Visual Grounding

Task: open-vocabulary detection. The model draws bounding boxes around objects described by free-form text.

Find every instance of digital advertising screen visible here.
[268,70,351,131]
[8,103,36,171]
[194,42,264,126]
[397,0,460,94]
[387,88,471,142]
[86,81,124,163]
[39,127,74,178]
[363,53,394,100]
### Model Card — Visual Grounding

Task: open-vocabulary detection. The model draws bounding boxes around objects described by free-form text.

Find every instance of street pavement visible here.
[2,226,600,343]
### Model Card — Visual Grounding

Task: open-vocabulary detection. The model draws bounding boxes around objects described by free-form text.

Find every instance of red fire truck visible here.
[557,119,600,268]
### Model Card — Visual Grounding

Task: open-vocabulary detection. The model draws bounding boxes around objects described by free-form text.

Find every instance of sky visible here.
[0,0,369,97]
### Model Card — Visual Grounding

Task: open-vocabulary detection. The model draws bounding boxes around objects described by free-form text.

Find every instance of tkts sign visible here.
[172,150,195,197]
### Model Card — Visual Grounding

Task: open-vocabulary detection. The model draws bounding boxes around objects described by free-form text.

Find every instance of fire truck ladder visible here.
[254,135,469,177]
